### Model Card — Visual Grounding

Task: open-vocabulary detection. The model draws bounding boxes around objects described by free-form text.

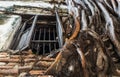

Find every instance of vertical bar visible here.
[43,28,46,54]
[49,28,51,52]
[39,28,41,40]
[37,30,39,40]
[32,29,36,49]
[36,43,40,55]
[44,28,46,40]
[36,28,41,55]
[31,42,34,50]
[38,28,41,54]
[33,29,36,40]
[53,28,56,49]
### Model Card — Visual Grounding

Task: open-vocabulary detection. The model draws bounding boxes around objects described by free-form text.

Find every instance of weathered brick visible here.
[0,62,6,66]
[0,66,13,69]
[29,70,44,75]
[0,69,19,75]
[7,63,17,66]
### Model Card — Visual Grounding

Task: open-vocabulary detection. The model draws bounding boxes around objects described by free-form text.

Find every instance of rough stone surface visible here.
[0,51,54,77]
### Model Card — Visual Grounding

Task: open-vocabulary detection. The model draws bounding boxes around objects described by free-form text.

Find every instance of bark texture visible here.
[45,0,120,77]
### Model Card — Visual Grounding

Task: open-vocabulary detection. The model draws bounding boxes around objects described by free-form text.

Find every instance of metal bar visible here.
[33,29,36,40]
[31,29,37,49]
[43,28,46,54]
[49,28,51,52]
[31,40,57,43]
[34,44,37,50]
[44,28,46,40]
[39,28,41,40]
[43,43,45,54]
[35,22,56,25]
[36,43,40,55]
[31,42,34,49]
[53,28,56,49]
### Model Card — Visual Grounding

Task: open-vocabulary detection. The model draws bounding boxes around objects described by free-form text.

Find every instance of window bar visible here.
[39,28,41,40]
[43,28,46,54]
[49,28,51,52]
[32,29,37,49]
[53,28,56,49]
[33,29,36,40]
[36,43,40,55]
[37,28,41,54]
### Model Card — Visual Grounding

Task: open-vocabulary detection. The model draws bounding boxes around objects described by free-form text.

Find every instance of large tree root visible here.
[45,0,120,77]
